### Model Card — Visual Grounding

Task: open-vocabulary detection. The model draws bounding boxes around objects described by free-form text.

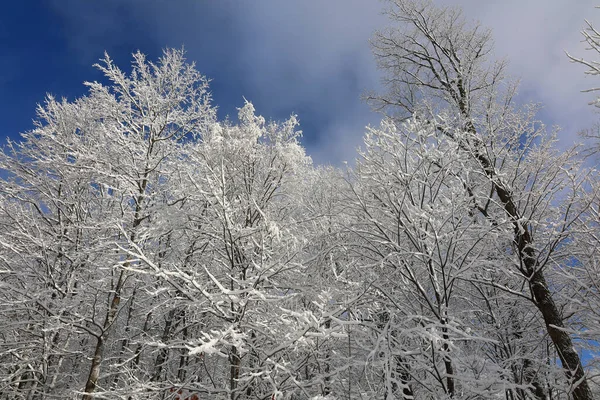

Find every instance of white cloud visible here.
[446,0,599,145]
[50,0,600,162]
[207,0,600,157]
[219,0,386,162]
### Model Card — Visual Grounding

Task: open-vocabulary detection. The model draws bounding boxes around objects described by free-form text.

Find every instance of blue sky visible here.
[1,0,598,165]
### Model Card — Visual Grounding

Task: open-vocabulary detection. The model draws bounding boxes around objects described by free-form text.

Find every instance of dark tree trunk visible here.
[82,271,126,400]
[229,345,241,400]
[463,118,592,400]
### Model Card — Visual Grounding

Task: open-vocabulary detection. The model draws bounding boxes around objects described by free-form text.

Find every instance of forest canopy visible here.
[1,1,600,399]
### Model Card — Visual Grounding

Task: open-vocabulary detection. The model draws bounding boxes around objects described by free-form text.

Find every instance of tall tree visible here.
[0,48,216,399]
[368,0,594,398]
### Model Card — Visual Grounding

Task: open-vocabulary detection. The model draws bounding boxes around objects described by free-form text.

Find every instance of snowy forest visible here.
[1,1,600,399]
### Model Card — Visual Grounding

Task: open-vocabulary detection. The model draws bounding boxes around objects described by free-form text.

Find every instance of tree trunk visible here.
[112,287,137,389]
[82,270,126,399]
[441,325,455,398]
[152,309,177,382]
[465,120,592,400]
[229,345,241,400]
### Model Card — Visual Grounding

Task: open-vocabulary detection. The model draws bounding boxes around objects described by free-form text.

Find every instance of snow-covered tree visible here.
[0,48,216,399]
[3,3,600,398]
[367,1,595,398]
